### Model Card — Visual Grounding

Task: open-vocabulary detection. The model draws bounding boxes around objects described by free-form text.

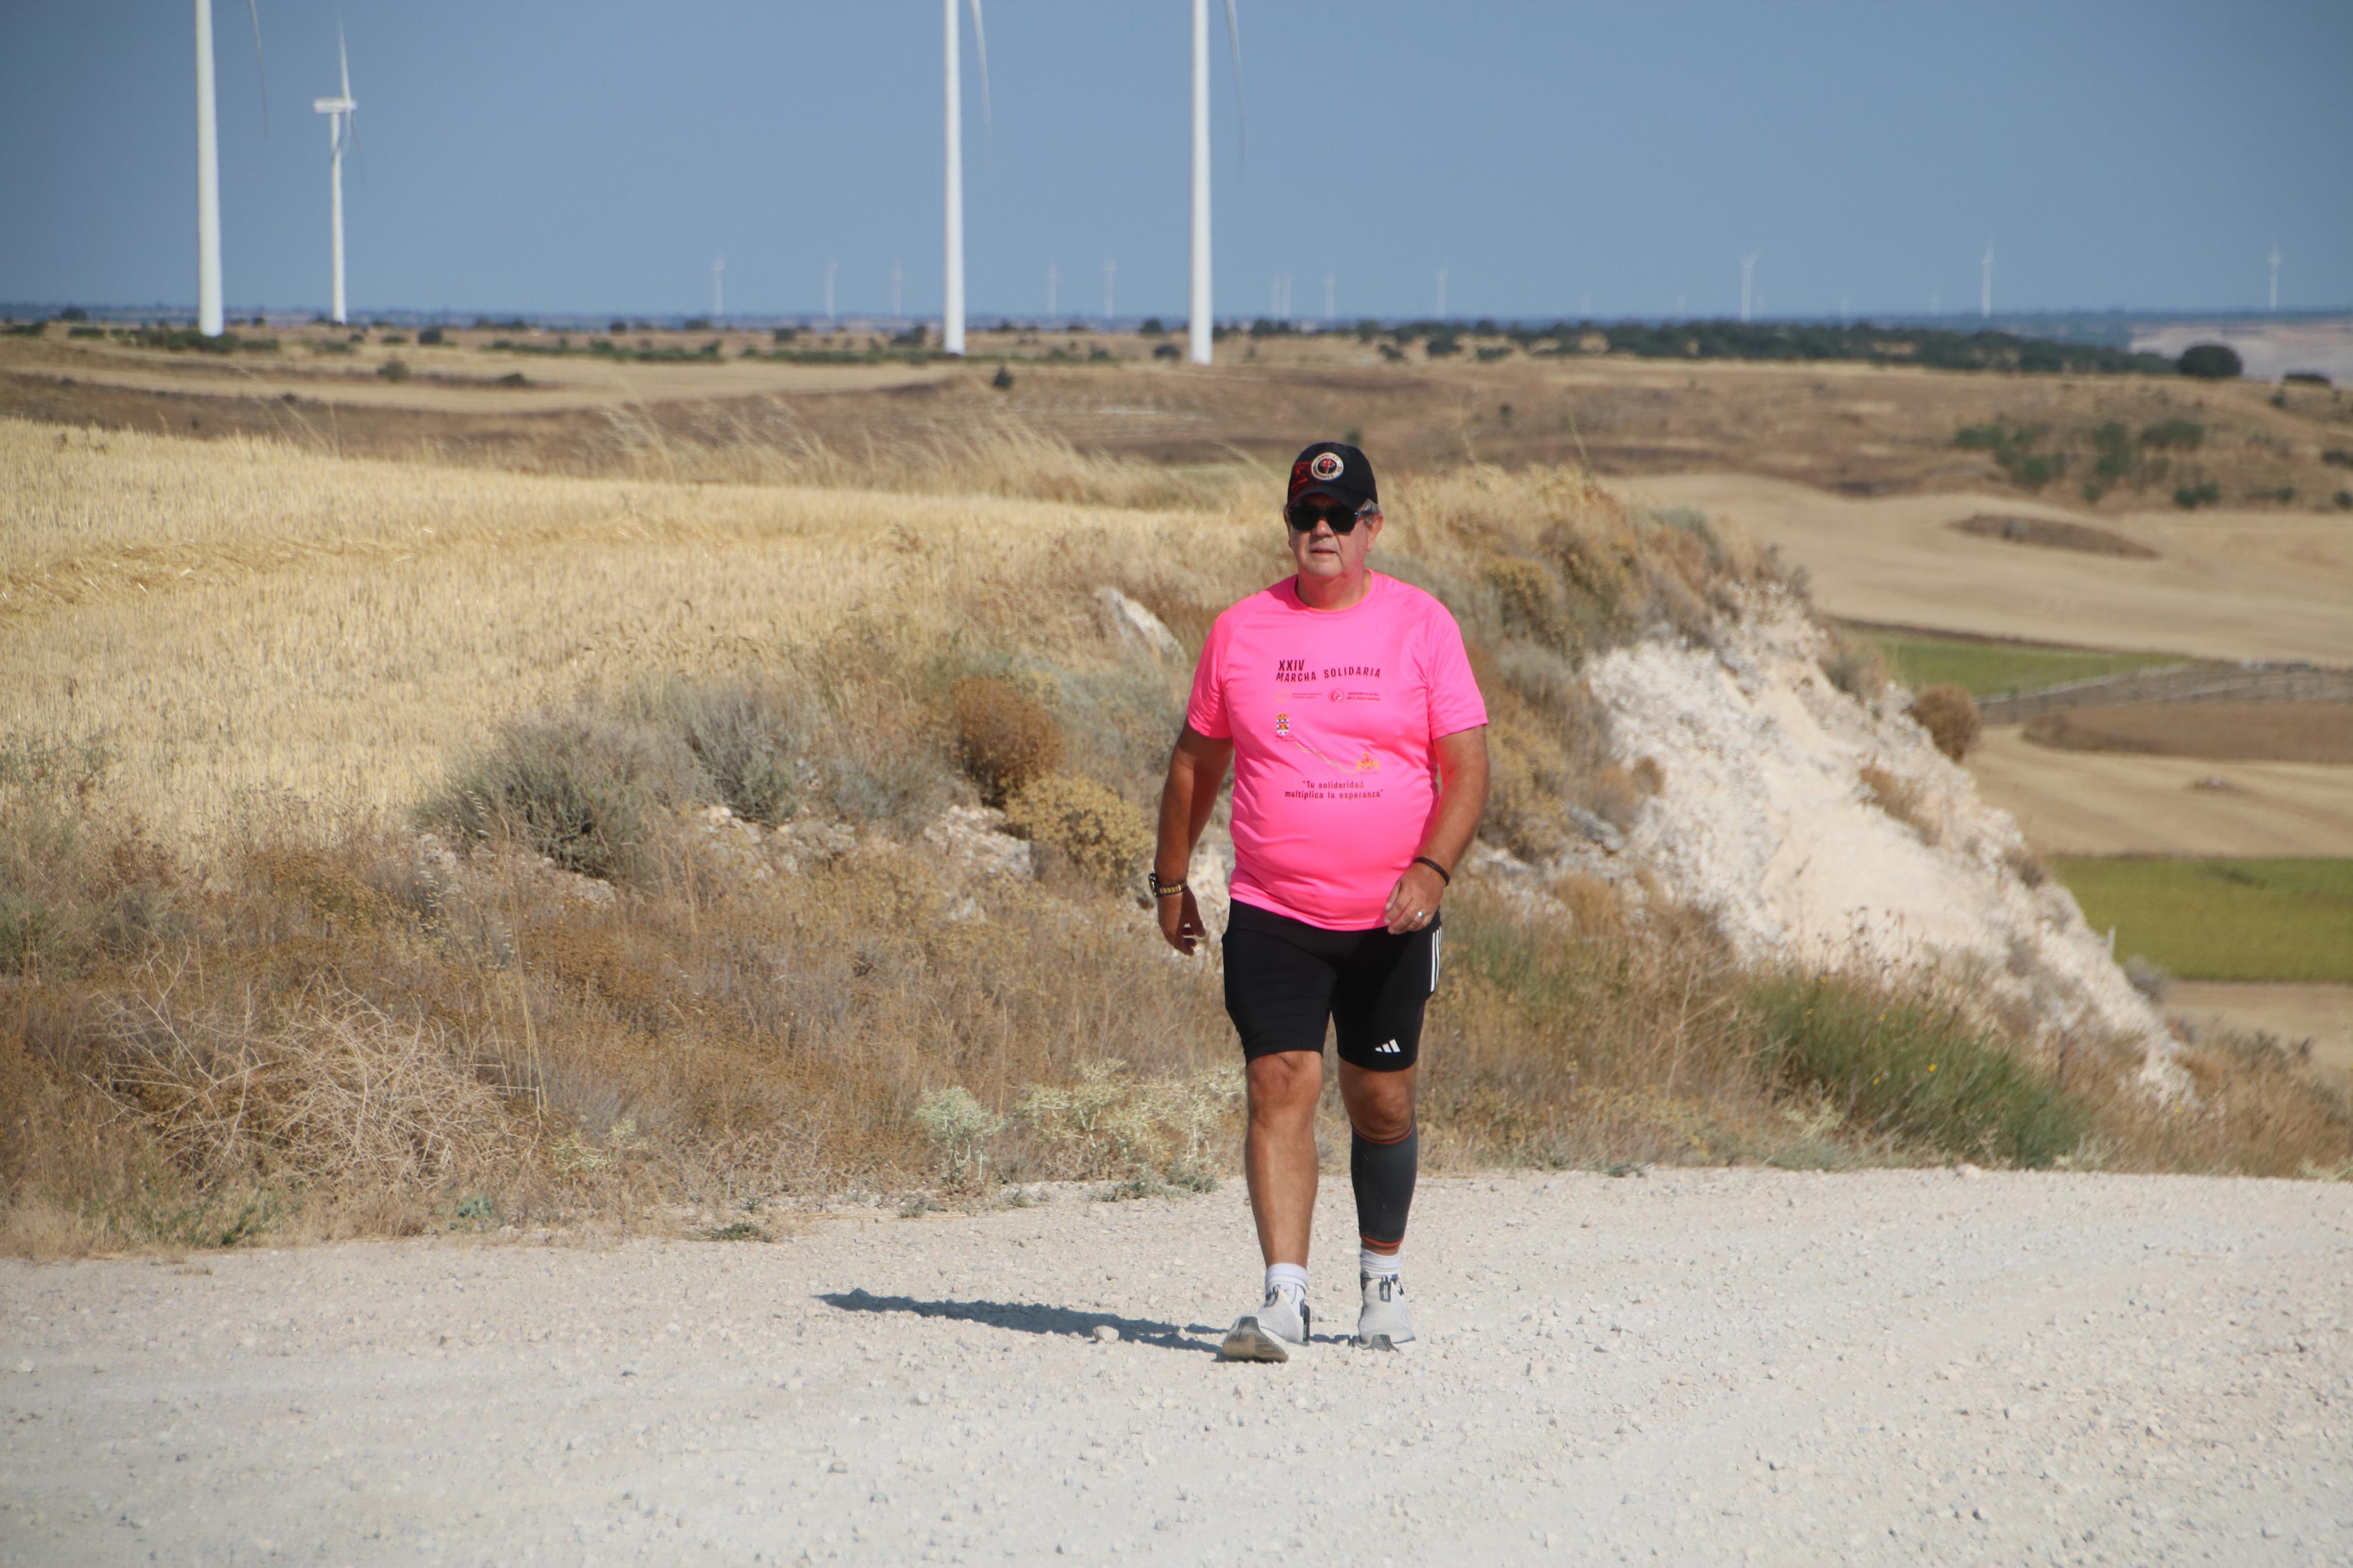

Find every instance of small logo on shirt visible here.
[1354,750,1380,773]
[1372,1039,1401,1054]
[1273,711,1291,735]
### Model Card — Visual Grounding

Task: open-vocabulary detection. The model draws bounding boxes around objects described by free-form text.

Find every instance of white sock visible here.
[1265,1262,1310,1301]
[1360,1245,1402,1279]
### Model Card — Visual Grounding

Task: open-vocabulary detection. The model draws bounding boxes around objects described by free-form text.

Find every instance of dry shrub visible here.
[1819,632,1891,701]
[1859,763,1939,845]
[1003,774,1153,892]
[952,677,1063,805]
[2060,1027,2353,1178]
[1911,684,1982,760]
[97,978,505,1189]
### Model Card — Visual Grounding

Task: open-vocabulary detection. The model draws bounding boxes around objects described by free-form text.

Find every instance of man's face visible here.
[1286,500,1382,581]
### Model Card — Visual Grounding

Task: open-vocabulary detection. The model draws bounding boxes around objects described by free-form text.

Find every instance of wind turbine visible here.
[1738,254,1757,322]
[1980,242,1994,318]
[892,259,903,318]
[942,0,990,356]
[311,22,356,325]
[824,258,836,322]
[194,0,268,337]
[1187,0,1244,365]
[712,252,725,318]
[1045,261,1059,319]
[2269,240,2280,313]
[1103,257,1117,320]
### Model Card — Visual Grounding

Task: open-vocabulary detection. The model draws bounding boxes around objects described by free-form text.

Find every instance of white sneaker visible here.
[1355,1271,1415,1350]
[1220,1285,1311,1363]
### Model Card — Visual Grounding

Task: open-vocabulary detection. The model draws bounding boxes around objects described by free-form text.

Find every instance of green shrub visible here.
[377,357,410,382]
[2138,418,2203,450]
[2173,479,2221,510]
[2177,343,2241,379]
[427,709,703,883]
[417,327,445,346]
[496,372,527,387]
[637,675,802,825]
[1749,975,2087,1167]
[913,1085,1005,1190]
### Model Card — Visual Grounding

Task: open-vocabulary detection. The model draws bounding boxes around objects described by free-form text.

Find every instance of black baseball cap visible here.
[1286,440,1378,513]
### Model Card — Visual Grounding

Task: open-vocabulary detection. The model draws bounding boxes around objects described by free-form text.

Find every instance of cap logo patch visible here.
[1309,452,1345,482]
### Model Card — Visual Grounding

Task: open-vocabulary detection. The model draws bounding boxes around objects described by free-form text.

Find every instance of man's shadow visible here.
[819,1288,1222,1356]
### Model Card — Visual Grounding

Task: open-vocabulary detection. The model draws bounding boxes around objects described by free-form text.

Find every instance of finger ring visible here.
[1414,910,1426,920]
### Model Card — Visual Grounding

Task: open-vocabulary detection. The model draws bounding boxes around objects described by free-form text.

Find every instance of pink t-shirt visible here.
[1186,572,1488,930]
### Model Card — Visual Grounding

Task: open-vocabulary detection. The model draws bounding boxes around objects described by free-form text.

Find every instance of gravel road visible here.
[4,1169,2348,1567]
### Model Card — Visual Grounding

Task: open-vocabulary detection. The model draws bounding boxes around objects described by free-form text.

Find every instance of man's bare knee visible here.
[1245,1051,1323,1121]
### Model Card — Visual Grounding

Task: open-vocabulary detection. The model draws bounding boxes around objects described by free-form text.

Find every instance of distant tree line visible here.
[1348,318,2213,378]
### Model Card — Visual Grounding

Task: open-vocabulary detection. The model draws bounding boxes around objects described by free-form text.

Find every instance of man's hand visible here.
[1383,861,1447,935]
[1159,886,1206,954]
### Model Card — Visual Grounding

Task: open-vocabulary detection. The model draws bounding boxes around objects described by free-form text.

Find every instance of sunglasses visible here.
[1285,500,1371,534]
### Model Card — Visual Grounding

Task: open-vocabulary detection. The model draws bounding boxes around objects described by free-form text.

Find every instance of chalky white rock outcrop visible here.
[1583,591,2173,1072]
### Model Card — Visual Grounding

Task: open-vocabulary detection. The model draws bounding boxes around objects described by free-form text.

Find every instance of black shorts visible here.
[1222,899,1441,1072]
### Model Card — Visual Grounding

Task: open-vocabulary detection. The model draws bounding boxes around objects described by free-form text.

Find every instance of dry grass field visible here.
[1966,725,2353,857]
[1614,472,2353,664]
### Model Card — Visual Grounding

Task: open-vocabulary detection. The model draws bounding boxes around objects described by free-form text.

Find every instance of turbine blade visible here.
[967,0,992,138]
[1223,0,1244,179]
[338,17,350,99]
[244,0,270,138]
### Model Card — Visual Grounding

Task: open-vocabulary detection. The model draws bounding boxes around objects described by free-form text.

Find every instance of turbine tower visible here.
[311,23,356,326]
[1102,257,1117,320]
[2269,240,2280,313]
[942,0,989,356]
[1981,241,1994,318]
[1738,254,1757,322]
[1046,261,1059,319]
[1187,0,1243,366]
[194,0,267,337]
[712,252,724,319]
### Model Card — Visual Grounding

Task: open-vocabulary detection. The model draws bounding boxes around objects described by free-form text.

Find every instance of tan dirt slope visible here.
[3,1172,2347,1567]
[1614,473,2353,664]
[1967,726,2353,858]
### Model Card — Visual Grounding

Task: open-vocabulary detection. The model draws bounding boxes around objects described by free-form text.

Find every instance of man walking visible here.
[1152,440,1489,1360]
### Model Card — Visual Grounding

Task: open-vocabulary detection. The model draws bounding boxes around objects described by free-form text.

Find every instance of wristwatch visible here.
[1148,870,1189,899]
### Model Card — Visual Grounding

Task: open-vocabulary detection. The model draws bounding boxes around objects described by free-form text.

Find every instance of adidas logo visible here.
[1373,1039,1401,1055]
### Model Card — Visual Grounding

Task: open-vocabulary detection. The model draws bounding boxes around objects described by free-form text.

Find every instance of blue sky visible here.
[2,1,2345,321]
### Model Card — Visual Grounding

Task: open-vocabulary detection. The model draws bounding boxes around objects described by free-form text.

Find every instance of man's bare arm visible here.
[1154,725,1234,954]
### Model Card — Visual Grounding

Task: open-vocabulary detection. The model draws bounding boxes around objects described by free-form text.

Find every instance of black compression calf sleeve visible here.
[1350,1126,1418,1248]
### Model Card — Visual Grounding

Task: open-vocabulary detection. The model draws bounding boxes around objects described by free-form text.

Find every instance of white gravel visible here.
[4,1170,2350,1567]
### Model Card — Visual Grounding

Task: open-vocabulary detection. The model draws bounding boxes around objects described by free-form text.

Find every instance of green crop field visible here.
[2052,858,2353,984]
[1850,625,2181,698]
